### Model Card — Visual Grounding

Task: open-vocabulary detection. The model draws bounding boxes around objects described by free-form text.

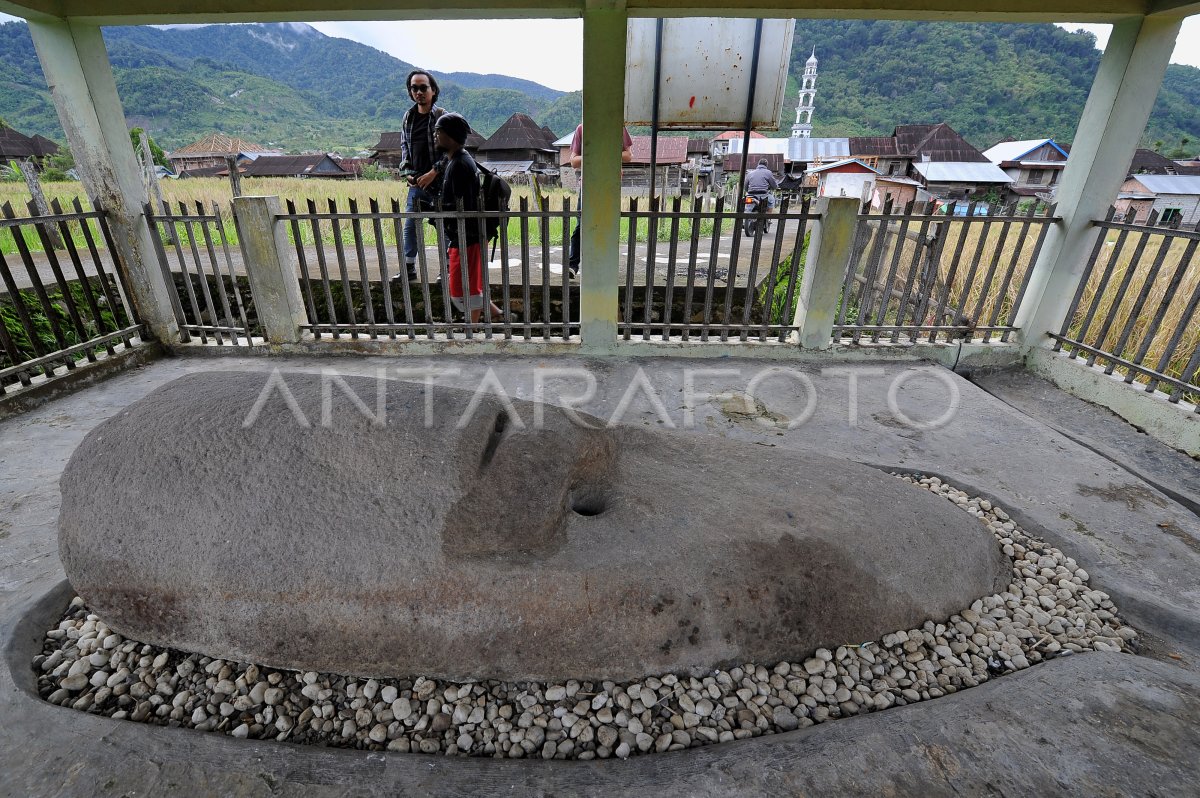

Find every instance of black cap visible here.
[434,113,470,145]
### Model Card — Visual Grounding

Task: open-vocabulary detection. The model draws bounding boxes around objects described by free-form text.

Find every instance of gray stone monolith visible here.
[59,371,1009,681]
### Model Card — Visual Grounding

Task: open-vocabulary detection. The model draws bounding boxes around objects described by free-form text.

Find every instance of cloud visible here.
[310,19,583,92]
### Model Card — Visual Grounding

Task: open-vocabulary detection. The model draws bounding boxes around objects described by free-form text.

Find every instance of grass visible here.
[846,213,1199,398]
[1063,232,1199,400]
[1,179,738,255]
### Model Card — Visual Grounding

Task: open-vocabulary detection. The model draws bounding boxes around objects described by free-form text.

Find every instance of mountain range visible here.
[0,19,1195,156]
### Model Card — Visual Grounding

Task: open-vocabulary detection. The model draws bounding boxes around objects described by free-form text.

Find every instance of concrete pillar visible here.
[27,20,179,344]
[793,197,858,349]
[1014,15,1181,353]
[578,2,628,353]
[233,196,307,344]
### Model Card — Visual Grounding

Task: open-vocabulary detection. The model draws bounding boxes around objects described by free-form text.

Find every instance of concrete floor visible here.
[2,353,1199,796]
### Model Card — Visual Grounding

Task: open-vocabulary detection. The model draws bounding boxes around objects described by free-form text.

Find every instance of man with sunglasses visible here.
[399,69,446,281]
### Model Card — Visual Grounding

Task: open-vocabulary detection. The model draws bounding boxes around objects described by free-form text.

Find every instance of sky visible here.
[0,14,1198,93]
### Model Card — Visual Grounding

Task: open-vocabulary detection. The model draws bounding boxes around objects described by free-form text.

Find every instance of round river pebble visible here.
[33,475,1136,759]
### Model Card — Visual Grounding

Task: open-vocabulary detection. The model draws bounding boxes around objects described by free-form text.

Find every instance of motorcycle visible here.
[742,192,772,237]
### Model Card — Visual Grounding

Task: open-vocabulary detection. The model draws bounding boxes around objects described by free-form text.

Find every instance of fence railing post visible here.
[1013,15,1181,353]
[577,4,628,353]
[28,20,179,345]
[793,196,858,349]
[233,195,307,344]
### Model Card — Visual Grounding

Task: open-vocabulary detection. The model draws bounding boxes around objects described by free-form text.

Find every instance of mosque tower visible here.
[791,47,818,139]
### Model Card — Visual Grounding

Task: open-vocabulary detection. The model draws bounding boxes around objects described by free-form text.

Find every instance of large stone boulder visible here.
[60,371,1009,682]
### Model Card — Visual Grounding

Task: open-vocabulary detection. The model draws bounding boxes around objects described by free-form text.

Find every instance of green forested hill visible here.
[0,19,1194,155]
[0,21,577,152]
[787,20,1197,150]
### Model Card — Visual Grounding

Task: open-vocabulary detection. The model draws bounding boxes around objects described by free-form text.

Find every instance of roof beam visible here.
[1147,0,1200,16]
[42,0,1148,25]
[0,0,62,22]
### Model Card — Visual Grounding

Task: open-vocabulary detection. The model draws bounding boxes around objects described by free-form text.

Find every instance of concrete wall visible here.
[819,172,874,200]
[1151,193,1200,225]
[1027,347,1200,457]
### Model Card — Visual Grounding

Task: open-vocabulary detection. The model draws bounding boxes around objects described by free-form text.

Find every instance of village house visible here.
[872,175,923,210]
[229,153,351,179]
[623,136,691,197]
[367,131,404,170]
[844,123,1013,203]
[167,133,280,175]
[0,123,59,168]
[983,138,1069,203]
[475,113,558,180]
[686,137,714,192]
[806,158,879,201]
[1115,174,1200,225]
[553,131,576,189]
[370,128,486,174]
[847,136,907,178]
[710,129,765,160]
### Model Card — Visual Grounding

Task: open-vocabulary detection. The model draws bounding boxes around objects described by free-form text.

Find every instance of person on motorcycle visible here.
[745,158,779,208]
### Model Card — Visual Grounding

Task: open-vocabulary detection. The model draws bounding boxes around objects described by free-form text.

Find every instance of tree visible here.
[129,127,168,168]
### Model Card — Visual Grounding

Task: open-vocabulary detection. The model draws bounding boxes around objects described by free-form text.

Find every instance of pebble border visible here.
[32,474,1136,760]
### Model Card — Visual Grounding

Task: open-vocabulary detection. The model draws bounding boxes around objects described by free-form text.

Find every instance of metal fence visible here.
[146,201,258,346]
[1050,208,1200,410]
[618,196,814,342]
[0,199,141,394]
[835,200,1058,344]
[280,197,577,342]
[274,195,814,345]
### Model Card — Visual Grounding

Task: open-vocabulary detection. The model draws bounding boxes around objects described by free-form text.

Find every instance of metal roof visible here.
[477,160,535,174]
[714,131,766,141]
[789,137,851,162]
[1130,175,1200,195]
[983,139,1068,163]
[629,136,689,164]
[725,138,790,156]
[913,161,1013,183]
[806,158,880,175]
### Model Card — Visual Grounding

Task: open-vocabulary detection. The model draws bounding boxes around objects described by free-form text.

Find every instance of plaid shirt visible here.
[400,104,445,175]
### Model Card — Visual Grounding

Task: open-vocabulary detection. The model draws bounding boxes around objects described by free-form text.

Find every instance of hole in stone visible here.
[479,412,507,470]
[570,487,607,517]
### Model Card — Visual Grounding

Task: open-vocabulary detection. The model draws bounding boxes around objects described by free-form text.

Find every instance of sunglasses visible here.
[410,84,432,93]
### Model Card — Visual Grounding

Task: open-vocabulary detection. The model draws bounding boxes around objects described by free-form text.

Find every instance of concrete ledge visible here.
[166,335,1023,370]
[1026,347,1200,458]
[0,342,163,422]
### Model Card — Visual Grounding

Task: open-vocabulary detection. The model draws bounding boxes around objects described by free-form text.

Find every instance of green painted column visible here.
[28,20,179,345]
[1014,15,1182,353]
[794,197,858,349]
[578,1,628,353]
[233,196,308,344]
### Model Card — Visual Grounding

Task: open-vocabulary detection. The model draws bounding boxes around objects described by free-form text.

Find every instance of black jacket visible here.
[437,149,483,247]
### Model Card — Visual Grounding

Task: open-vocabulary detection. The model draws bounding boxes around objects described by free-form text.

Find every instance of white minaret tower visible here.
[792,47,818,139]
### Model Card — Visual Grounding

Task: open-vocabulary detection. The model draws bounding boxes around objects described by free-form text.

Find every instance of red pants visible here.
[448,243,484,310]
